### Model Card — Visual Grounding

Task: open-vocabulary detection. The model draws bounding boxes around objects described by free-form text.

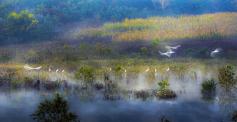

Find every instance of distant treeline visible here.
[0,0,237,44]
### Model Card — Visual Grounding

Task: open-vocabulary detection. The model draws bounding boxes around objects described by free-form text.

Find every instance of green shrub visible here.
[202,79,216,92]
[114,65,123,73]
[158,80,169,91]
[75,66,95,84]
[201,79,216,100]
[157,80,176,99]
[140,47,148,55]
[151,38,160,47]
[218,65,236,90]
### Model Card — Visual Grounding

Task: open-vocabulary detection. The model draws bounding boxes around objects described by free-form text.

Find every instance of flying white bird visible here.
[159,45,180,58]
[159,50,175,58]
[145,67,150,72]
[24,65,42,71]
[211,48,222,57]
[165,45,181,50]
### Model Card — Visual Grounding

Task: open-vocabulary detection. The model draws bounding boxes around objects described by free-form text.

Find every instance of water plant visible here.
[75,66,95,85]
[94,82,104,90]
[201,79,216,100]
[135,90,150,100]
[157,80,176,99]
[32,94,79,122]
[158,79,169,91]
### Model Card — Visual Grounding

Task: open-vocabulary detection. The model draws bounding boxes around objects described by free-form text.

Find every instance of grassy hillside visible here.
[80,13,237,42]
[1,13,237,64]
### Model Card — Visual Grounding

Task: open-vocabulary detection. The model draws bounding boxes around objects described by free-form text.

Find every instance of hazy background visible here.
[1,0,237,45]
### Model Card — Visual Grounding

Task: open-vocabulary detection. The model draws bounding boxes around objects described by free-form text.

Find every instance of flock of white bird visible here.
[24,65,65,73]
[24,65,42,71]
[23,45,222,74]
[159,45,222,58]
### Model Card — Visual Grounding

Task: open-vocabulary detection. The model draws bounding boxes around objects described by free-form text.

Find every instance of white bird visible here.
[165,45,181,50]
[166,67,170,72]
[109,67,112,71]
[56,69,59,73]
[48,68,51,72]
[211,48,222,57]
[62,70,65,73]
[145,67,150,72]
[159,50,175,58]
[124,69,127,73]
[155,68,157,73]
[24,65,42,71]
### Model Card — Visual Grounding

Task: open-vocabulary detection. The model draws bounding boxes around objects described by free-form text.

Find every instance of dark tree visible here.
[32,94,79,122]
[232,111,237,122]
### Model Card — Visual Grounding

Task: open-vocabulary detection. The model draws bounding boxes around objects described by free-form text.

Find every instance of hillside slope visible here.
[79,12,237,42]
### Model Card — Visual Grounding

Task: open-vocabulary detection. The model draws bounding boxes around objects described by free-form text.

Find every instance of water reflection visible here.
[0,89,235,122]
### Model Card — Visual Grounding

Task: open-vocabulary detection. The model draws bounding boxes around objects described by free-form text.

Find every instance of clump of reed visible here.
[157,80,177,99]
[201,79,216,100]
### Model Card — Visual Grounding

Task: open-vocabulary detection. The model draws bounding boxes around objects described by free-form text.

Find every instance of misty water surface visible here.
[0,68,236,122]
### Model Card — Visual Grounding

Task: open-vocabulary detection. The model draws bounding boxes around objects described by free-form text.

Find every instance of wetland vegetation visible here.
[1,0,237,122]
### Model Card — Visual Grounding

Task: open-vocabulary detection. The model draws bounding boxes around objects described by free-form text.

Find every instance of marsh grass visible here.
[80,13,237,42]
[218,65,237,91]
[201,79,216,100]
[75,66,95,85]
[0,59,236,87]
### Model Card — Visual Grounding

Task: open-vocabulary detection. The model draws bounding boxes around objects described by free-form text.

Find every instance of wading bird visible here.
[145,67,150,72]
[24,65,42,71]
[56,69,59,73]
[62,70,65,73]
[166,67,170,72]
[211,48,222,57]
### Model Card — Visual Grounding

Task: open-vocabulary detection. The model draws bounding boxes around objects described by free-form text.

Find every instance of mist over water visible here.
[0,66,236,122]
[0,0,237,121]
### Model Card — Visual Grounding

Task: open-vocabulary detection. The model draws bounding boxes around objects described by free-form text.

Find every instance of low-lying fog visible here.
[0,67,237,122]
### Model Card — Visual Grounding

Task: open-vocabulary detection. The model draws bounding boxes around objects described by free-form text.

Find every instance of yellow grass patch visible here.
[80,12,237,41]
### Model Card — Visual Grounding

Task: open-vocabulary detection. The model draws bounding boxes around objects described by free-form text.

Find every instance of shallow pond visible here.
[0,66,237,122]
